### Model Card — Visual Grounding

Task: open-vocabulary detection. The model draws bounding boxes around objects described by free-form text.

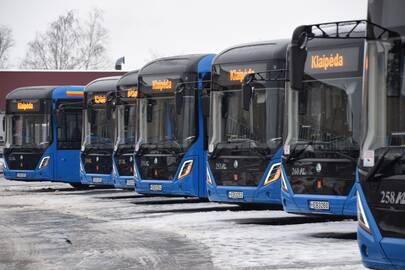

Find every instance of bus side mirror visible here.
[202,94,210,117]
[387,40,402,97]
[242,74,254,111]
[175,84,185,115]
[147,99,154,123]
[290,25,309,91]
[88,109,96,125]
[2,117,5,132]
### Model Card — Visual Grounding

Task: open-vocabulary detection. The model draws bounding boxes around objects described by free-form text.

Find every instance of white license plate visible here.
[93,177,102,183]
[228,191,244,199]
[16,173,26,178]
[309,200,330,210]
[150,184,162,191]
[126,180,135,186]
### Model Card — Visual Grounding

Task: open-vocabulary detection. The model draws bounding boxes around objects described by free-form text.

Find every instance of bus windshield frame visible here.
[5,99,52,149]
[82,92,115,150]
[136,74,198,154]
[285,43,364,155]
[209,62,285,155]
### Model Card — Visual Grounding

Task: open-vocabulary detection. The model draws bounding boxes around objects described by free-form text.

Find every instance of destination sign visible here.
[127,88,138,98]
[152,80,173,91]
[305,47,361,75]
[7,100,41,113]
[229,68,255,82]
[94,95,107,104]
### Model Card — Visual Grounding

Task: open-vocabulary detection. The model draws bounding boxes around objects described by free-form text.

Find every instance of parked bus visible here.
[113,70,139,189]
[282,37,364,217]
[81,76,121,187]
[356,0,405,268]
[3,86,85,187]
[134,54,214,197]
[206,40,288,204]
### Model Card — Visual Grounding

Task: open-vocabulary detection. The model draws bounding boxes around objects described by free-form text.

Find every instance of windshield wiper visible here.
[365,148,403,182]
[210,139,271,160]
[284,141,314,163]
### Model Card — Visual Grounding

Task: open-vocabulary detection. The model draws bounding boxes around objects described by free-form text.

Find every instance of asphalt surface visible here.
[0,177,365,270]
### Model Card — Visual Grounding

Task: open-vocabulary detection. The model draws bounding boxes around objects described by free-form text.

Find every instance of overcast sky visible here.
[0,0,367,71]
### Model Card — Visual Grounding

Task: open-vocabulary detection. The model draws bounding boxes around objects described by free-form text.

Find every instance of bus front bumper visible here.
[114,176,135,189]
[81,172,114,186]
[281,190,357,217]
[135,178,197,197]
[207,182,282,205]
[3,168,52,182]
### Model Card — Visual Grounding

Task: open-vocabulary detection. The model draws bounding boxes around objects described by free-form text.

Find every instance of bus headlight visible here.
[178,160,193,179]
[207,168,213,185]
[357,191,371,234]
[264,163,281,186]
[39,156,50,169]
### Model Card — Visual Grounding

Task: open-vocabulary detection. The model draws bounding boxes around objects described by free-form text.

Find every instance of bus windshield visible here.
[286,43,363,155]
[83,105,115,149]
[286,77,362,152]
[6,113,51,149]
[209,82,284,153]
[136,90,196,153]
[116,103,137,148]
[361,37,405,154]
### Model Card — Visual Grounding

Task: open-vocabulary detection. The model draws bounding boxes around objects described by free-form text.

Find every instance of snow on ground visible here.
[0,177,366,270]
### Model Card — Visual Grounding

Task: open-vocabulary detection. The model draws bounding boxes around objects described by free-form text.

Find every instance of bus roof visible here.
[139,54,214,76]
[6,86,83,100]
[117,70,139,90]
[214,39,290,65]
[85,76,121,93]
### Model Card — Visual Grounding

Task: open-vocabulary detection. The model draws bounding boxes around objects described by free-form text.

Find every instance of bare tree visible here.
[79,9,109,69]
[0,25,14,68]
[21,9,109,70]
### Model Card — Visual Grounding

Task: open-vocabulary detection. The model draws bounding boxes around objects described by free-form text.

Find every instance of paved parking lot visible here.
[0,177,365,270]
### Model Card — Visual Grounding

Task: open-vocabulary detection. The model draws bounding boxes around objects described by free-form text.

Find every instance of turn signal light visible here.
[264,163,281,186]
[178,160,193,179]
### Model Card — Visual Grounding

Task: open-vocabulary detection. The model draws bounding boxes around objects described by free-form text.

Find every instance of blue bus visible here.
[206,40,288,204]
[356,0,405,268]
[3,86,85,187]
[81,76,121,187]
[134,54,214,197]
[113,70,139,189]
[282,36,364,217]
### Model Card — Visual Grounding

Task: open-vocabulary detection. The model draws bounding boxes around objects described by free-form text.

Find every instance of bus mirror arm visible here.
[242,74,254,111]
[202,93,210,117]
[175,84,185,115]
[290,25,310,91]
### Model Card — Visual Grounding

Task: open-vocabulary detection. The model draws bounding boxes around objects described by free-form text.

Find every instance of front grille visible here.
[82,151,113,174]
[136,153,181,180]
[209,155,270,186]
[115,153,134,176]
[284,159,356,196]
[361,165,405,239]
[4,149,43,170]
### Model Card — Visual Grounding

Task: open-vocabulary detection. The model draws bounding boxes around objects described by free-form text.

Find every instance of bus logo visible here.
[311,53,344,71]
[127,88,138,98]
[94,95,107,104]
[17,102,34,111]
[229,68,255,82]
[152,80,172,91]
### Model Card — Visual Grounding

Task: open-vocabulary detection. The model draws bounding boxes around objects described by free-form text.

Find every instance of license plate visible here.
[126,180,135,186]
[93,177,102,183]
[150,184,162,191]
[309,200,330,210]
[228,191,244,199]
[16,173,26,178]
